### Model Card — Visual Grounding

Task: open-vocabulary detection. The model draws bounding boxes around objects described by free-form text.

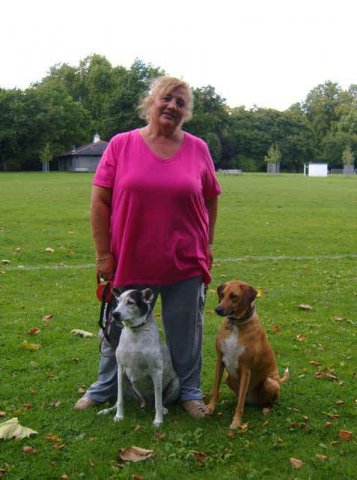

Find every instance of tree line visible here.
[1,55,356,172]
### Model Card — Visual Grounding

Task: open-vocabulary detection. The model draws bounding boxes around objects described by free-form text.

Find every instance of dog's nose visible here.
[112,311,121,321]
[215,305,225,316]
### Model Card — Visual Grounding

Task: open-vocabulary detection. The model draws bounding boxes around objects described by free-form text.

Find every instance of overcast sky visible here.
[1,0,356,111]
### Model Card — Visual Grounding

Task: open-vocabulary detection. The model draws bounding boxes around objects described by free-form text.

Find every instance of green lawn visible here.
[0,172,356,479]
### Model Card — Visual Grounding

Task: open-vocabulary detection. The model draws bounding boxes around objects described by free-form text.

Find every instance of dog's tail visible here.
[279,368,290,384]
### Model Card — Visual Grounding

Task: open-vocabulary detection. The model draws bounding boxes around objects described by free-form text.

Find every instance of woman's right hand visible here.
[96,253,116,282]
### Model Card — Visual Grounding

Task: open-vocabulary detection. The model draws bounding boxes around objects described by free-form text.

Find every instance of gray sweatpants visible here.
[84,276,205,403]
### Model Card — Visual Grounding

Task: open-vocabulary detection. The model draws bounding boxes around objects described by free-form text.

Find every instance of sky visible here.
[1,0,356,111]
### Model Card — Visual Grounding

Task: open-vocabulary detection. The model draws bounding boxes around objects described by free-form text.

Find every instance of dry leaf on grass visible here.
[298,304,312,311]
[296,334,307,342]
[42,314,53,322]
[192,450,208,464]
[45,247,54,253]
[338,430,352,441]
[21,340,40,351]
[27,327,41,336]
[290,458,303,469]
[0,418,37,440]
[118,446,154,462]
[22,445,37,455]
[71,329,94,338]
[316,454,328,461]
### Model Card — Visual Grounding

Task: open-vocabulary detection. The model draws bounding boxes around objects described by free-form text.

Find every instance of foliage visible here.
[1,54,357,171]
[342,144,354,165]
[0,172,356,479]
[264,144,281,163]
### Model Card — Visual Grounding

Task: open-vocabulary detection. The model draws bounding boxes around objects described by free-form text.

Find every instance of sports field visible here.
[0,172,356,479]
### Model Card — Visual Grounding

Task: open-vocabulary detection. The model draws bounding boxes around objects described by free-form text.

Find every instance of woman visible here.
[74,76,221,418]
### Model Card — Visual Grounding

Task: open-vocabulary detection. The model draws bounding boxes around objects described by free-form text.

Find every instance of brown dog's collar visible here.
[228,303,256,325]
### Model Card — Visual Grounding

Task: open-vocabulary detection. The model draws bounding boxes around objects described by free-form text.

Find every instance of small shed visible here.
[304,163,328,177]
[57,134,108,172]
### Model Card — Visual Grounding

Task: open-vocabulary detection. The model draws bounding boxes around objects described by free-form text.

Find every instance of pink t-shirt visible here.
[93,129,221,286]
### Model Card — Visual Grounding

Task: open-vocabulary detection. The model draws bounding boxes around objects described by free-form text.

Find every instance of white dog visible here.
[98,288,179,427]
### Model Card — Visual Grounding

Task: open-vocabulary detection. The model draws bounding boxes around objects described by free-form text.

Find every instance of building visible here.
[303,163,328,177]
[57,134,108,172]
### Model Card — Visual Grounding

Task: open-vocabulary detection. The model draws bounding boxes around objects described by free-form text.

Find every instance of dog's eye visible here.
[229,294,239,301]
[126,299,135,305]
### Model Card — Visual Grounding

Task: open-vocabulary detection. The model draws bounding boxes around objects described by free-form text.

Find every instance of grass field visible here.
[0,172,356,479]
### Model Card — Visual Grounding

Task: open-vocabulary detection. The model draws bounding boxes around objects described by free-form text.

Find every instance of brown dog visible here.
[206,280,289,429]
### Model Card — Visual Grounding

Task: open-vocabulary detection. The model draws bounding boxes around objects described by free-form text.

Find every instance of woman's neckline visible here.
[138,128,186,161]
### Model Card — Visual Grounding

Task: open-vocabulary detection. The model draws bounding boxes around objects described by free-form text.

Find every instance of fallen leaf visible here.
[22,445,37,455]
[134,424,142,431]
[42,314,53,322]
[192,450,208,464]
[0,412,5,417]
[238,422,250,432]
[1,259,11,264]
[119,446,154,462]
[296,334,306,342]
[298,304,312,310]
[45,247,54,253]
[290,458,303,469]
[0,418,37,440]
[338,430,352,441]
[333,316,345,321]
[256,288,264,297]
[336,400,344,407]
[154,432,166,441]
[262,407,271,416]
[50,400,61,408]
[27,327,41,336]
[326,413,340,420]
[309,360,320,366]
[71,329,94,338]
[45,433,62,443]
[21,340,40,351]
[272,325,281,333]
[316,454,328,461]
[315,371,338,381]
[132,475,143,480]
[60,475,69,480]
[23,403,32,410]
[227,431,235,439]
[88,459,95,469]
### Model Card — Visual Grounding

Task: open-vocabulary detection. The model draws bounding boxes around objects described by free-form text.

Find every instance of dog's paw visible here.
[113,414,124,423]
[153,418,163,428]
[205,403,215,415]
[97,408,110,416]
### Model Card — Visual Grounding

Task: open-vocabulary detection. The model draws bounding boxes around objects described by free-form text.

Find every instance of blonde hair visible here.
[138,76,194,123]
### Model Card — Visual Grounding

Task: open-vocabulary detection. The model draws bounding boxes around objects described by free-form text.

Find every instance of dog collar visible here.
[127,310,152,331]
[228,303,256,325]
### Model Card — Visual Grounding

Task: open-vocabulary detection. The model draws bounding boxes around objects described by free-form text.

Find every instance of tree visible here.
[264,144,281,174]
[342,144,354,165]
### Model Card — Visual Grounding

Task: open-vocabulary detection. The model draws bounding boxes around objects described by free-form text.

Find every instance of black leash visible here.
[97,280,113,343]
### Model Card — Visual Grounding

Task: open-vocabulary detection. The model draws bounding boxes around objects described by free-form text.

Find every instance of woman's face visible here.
[149,86,189,130]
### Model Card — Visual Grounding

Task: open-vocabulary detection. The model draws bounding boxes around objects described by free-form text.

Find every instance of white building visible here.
[304,163,328,177]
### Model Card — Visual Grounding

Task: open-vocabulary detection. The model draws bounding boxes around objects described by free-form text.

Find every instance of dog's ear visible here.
[112,287,121,299]
[243,285,258,308]
[217,284,225,300]
[142,288,154,304]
